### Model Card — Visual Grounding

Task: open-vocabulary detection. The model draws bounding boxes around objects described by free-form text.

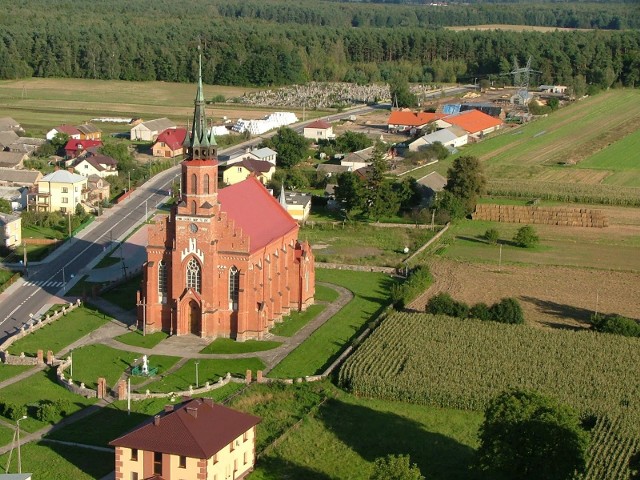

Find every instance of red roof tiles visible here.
[443,109,503,134]
[110,398,261,459]
[155,128,187,151]
[388,110,445,127]
[55,124,82,136]
[64,139,103,154]
[219,177,298,253]
[304,120,332,130]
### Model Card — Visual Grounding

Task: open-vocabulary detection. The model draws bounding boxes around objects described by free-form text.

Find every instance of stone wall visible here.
[473,204,608,228]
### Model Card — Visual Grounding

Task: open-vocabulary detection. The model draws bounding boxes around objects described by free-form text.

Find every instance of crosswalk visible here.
[23,281,65,288]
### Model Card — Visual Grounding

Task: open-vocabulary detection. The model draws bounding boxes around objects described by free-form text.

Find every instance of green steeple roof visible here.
[187,49,210,150]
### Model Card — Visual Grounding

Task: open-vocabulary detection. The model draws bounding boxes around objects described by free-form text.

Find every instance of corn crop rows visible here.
[488,179,640,207]
[339,313,640,475]
[584,415,640,480]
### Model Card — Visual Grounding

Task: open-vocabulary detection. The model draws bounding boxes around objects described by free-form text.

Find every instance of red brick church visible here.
[137,58,314,341]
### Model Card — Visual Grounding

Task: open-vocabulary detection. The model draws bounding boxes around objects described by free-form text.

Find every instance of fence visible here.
[472,204,608,228]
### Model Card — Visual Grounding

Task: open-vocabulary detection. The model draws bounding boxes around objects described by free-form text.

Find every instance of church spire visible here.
[186,48,215,156]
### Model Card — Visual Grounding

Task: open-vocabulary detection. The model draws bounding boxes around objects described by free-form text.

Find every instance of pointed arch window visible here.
[191,174,198,195]
[229,266,240,311]
[186,258,201,293]
[158,260,167,299]
[204,174,210,194]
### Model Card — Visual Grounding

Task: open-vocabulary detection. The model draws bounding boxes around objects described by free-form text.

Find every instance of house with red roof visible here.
[64,139,103,159]
[152,128,187,158]
[110,398,261,480]
[140,58,315,340]
[303,119,334,141]
[387,110,446,133]
[438,109,504,138]
[46,124,82,141]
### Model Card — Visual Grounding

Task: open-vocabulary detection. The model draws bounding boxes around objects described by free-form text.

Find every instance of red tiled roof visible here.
[219,177,298,253]
[154,128,187,151]
[65,139,102,152]
[110,398,261,459]
[443,109,503,134]
[388,110,445,127]
[304,120,331,130]
[55,124,82,136]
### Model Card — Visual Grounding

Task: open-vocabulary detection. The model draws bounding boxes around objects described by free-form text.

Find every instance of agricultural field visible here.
[0,77,328,136]
[339,312,640,479]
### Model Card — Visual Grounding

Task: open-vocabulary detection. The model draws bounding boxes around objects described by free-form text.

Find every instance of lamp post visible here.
[195,360,200,388]
[17,415,27,473]
[70,350,73,378]
[62,265,66,285]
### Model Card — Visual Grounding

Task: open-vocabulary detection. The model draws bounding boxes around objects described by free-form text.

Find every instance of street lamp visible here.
[70,350,73,378]
[17,415,27,473]
[195,360,200,388]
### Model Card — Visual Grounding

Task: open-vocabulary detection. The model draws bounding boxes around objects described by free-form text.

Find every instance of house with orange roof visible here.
[437,109,503,138]
[152,128,187,158]
[387,110,446,133]
[110,398,261,480]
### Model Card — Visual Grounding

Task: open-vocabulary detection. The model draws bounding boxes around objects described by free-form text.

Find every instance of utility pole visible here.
[22,241,27,276]
[195,360,200,388]
[499,244,503,272]
[67,211,72,238]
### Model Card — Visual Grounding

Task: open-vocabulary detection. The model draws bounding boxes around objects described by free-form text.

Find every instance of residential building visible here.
[417,171,447,198]
[0,168,42,188]
[316,163,352,182]
[0,213,21,249]
[303,120,334,141]
[131,118,177,142]
[139,58,314,340]
[152,128,187,158]
[74,154,118,178]
[87,174,110,205]
[110,398,261,480]
[387,110,445,133]
[0,131,20,150]
[0,117,22,133]
[76,123,102,140]
[0,152,28,169]
[218,147,278,168]
[7,137,46,155]
[28,170,88,213]
[407,126,468,152]
[437,109,503,139]
[0,186,28,211]
[222,159,275,186]
[340,145,392,171]
[46,124,82,141]
[64,139,103,159]
[279,188,312,222]
[250,147,277,165]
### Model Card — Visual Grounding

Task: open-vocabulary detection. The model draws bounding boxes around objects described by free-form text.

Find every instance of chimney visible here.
[186,407,198,418]
[164,405,174,413]
[153,415,161,426]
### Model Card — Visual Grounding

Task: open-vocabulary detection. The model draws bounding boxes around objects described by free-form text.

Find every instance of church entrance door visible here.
[189,300,200,335]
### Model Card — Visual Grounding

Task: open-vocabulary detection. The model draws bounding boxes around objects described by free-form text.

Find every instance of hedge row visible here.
[426,293,524,324]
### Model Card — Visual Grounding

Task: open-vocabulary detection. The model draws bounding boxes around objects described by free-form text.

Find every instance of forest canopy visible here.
[0,0,638,90]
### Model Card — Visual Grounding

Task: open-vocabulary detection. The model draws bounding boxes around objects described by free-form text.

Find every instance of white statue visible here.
[142,355,149,375]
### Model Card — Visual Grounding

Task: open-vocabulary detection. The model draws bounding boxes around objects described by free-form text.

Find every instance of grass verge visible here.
[0,364,35,383]
[199,338,281,354]
[115,330,169,349]
[269,304,327,338]
[315,284,340,303]
[268,269,396,378]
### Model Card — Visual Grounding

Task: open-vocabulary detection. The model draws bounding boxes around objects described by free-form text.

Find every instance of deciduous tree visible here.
[444,155,486,215]
[262,127,310,169]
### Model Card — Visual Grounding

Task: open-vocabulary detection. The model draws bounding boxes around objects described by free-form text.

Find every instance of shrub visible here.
[490,298,525,324]
[54,399,71,416]
[513,225,539,248]
[1,402,27,421]
[426,292,468,318]
[592,314,640,337]
[470,302,492,321]
[36,401,59,423]
[483,228,499,244]
[391,265,432,309]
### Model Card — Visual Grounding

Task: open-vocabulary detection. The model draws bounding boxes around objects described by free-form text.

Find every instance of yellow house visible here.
[0,212,21,249]
[222,159,274,186]
[28,170,88,213]
[110,398,261,480]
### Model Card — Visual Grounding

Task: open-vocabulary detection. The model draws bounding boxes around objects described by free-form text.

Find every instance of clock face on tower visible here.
[189,223,198,233]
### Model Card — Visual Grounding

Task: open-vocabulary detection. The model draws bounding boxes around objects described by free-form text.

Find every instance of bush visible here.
[36,401,59,423]
[1,402,27,421]
[391,265,432,309]
[513,225,539,248]
[490,298,525,324]
[470,302,492,321]
[483,228,499,244]
[54,399,71,416]
[592,314,640,337]
[426,292,468,318]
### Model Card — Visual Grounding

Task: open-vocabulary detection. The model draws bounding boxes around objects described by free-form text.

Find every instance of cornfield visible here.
[339,313,640,478]
[488,179,640,207]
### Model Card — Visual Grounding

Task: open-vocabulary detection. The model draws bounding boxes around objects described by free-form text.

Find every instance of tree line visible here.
[0,0,638,90]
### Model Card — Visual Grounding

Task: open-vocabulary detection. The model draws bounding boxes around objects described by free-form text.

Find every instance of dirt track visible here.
[410,258,640,329]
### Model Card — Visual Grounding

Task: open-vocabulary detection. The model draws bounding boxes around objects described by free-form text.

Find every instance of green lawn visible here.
[115,330,169,349]
[0,267,12,285]
[101,274,143,311]
[0,364,35,383]
[0,441,113,479]
[303,223,435,267]
[22,224,65,240]
[268,269,396,378]
[248,385,484,480]
[199,338,281,354]
[0,369,97,433]
[140,358,265,393]
[269,304,327,338]
[69,344,138,389]
[129,355,182,387]
[315,284,339,302]
[0,425,15,449]
[7,307,110,356]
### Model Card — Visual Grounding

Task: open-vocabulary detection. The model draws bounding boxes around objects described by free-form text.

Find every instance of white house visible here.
[46,125,82,141]
[74,154,118,178]
[303,120,334,141]
[130,118,177,142]
[408,126,468,152]
[0,212,21,248]
[250,147,277,165]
